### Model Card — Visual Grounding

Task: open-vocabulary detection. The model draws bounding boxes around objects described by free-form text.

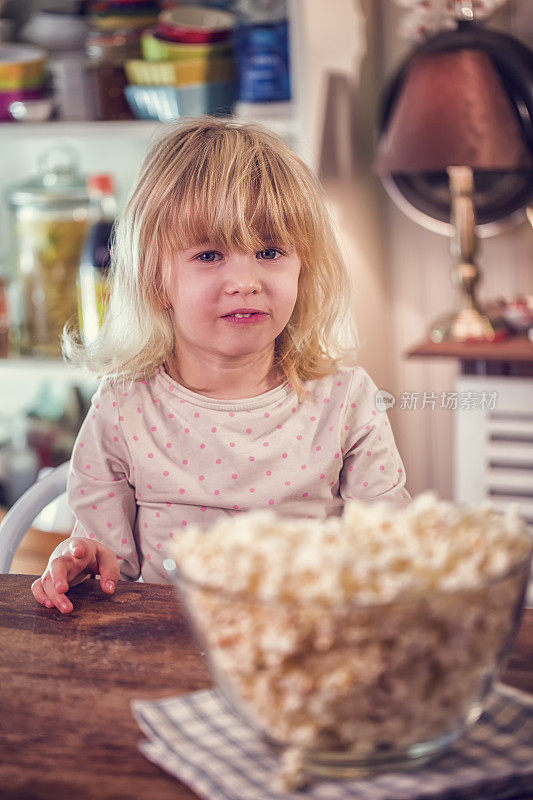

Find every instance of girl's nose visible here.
[224,254,262,294]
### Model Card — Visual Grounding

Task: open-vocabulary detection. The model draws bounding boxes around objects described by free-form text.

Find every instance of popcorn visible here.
[171,493,532,788]
[174,493,530,603]
[274,746,306,793]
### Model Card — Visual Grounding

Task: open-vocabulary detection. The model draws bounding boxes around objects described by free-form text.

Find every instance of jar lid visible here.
[86,27,142,64]
[6,145,89,207]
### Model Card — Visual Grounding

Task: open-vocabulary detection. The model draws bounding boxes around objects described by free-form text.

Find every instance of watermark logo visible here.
[375,390,396,412]
[375,390,499,411]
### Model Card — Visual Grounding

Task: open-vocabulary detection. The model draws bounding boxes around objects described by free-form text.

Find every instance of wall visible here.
[378,0,533,499]
[311,0,532,501]
[306,0,399,393]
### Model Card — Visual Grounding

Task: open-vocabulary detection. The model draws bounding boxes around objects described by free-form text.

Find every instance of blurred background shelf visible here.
[0,111,300,142]
[0,119,160,139]
[0,356,97,514]
[0,357,97,385]
[406,335,533,362]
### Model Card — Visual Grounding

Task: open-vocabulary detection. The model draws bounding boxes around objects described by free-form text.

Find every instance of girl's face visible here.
[166,243,301,363]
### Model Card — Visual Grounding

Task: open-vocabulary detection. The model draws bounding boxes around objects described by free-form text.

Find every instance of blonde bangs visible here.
[161,128,314,264]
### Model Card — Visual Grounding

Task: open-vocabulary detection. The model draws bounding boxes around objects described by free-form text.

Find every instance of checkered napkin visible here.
[131,683,533,800]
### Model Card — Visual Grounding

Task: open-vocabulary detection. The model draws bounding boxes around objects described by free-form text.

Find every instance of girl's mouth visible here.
[222,311,270,324]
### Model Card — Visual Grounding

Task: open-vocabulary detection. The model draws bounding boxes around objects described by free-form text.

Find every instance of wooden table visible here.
[0,575,211,800]
[1,575,532,800]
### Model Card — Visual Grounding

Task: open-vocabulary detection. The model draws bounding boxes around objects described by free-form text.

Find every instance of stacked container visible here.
[86,0,160,120]
[124,4,238,120]
[0,44,48,121]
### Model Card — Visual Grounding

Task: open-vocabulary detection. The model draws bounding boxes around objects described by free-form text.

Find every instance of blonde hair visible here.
[64,116,359,397]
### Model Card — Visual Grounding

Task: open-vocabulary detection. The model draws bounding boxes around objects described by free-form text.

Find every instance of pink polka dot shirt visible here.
[68,365,410,583]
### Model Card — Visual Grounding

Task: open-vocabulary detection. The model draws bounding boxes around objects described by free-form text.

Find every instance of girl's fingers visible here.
[95,546,120,593]
[67,538,89,561]
[51,544,92,588]
[31,578,55,609]
[41,566,74,613]
[31,539,118,613]
[49,556,77,594]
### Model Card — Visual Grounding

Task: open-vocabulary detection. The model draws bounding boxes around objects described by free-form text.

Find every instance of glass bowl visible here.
[171,545,531,781]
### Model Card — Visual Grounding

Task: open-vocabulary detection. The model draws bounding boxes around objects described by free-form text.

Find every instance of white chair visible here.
[0,461,70,573]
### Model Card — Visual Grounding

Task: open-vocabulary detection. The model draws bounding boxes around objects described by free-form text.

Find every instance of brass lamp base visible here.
[428,168,514,344]
[429,307,512,343]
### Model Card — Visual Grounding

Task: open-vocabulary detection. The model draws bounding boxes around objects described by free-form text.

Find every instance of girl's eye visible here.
[196,251,222,263]
[257,248,282,260]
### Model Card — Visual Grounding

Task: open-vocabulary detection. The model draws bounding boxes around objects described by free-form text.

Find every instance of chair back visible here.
[0,461,70,573]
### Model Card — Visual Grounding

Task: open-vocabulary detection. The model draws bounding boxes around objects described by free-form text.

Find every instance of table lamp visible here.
[376,42,533,342]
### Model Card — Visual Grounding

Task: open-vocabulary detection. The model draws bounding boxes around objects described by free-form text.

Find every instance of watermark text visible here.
[375,390,498,412]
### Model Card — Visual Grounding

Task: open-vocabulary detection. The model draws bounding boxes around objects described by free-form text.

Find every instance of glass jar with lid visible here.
[86,27,140,120]
[6,146,90,356]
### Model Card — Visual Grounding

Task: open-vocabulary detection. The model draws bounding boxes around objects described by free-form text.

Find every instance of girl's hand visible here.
[31,537,120,614]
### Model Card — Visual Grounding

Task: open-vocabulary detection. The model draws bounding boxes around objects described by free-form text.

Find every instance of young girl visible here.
[31,116,410,614]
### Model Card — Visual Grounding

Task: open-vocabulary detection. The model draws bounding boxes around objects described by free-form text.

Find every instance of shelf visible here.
[0,119,161,139]
[0,108,300,144]
[233,101,299,142]
[406,335,533,363]
[0,357,97,385]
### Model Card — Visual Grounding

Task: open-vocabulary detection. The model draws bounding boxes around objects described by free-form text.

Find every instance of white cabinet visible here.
[454,373,533,606]
[455,375,533,526]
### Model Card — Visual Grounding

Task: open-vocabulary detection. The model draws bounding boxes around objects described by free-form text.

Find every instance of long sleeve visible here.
[339,368,411,507]
[67,381,140,580]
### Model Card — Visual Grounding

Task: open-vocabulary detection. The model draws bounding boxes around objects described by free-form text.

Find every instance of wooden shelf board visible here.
[406,335,533,362]
[0,119,160,138]
[0,111,299,142]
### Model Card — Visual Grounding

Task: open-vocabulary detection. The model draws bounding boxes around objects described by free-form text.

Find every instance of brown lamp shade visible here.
[376,48,533,174]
